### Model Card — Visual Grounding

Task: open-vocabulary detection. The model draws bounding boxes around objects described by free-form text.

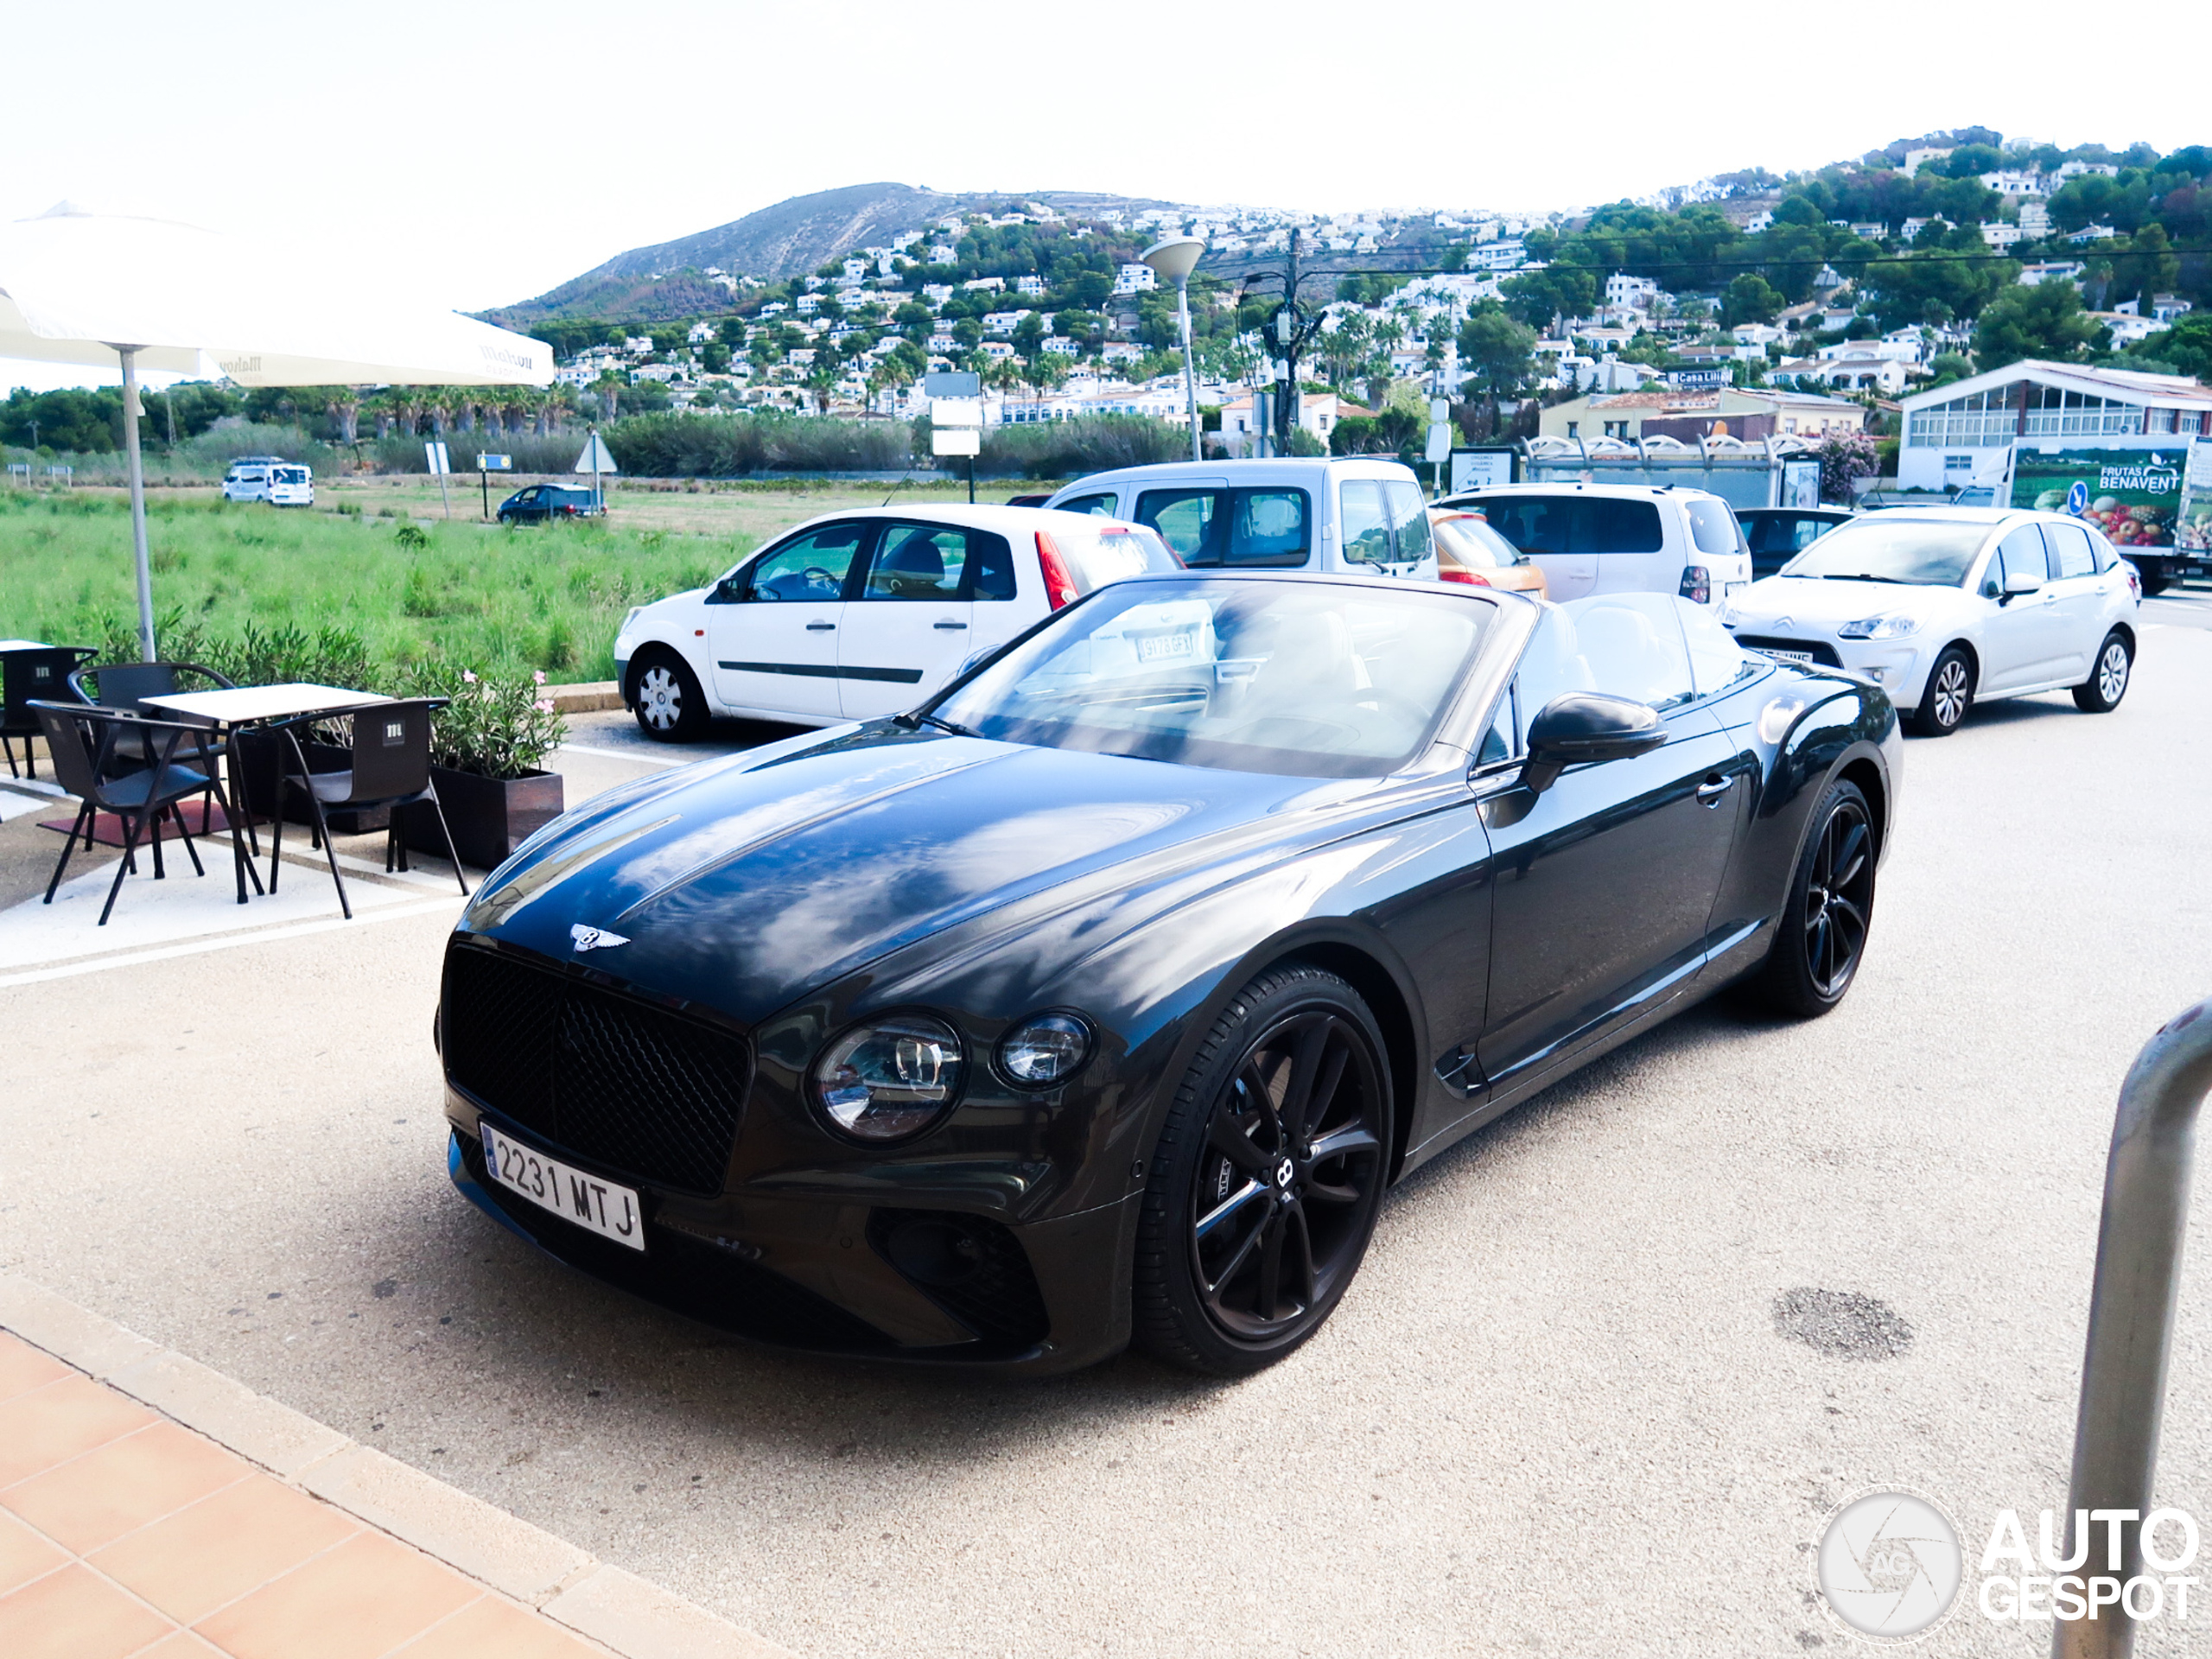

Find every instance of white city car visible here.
[613,505,1179,741]
[1723,507,2140,736]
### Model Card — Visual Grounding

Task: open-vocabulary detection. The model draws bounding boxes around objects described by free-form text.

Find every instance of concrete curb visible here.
[0,1271,797,1659]
[548,680,624,713]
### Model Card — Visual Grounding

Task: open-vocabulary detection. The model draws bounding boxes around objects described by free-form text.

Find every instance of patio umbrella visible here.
[0,201,553,659]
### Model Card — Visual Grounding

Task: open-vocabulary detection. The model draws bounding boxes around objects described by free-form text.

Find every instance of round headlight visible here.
[813,1015,963,1141]
[997,1013,1092,1087]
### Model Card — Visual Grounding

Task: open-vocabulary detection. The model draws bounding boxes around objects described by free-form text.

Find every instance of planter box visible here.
[405,766,563,871]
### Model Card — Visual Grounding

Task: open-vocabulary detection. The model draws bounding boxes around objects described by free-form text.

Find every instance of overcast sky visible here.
[8,0,2208,391]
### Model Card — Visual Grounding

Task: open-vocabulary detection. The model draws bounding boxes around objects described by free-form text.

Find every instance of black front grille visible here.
[1735,634,1842,667]
[443,944,750,1194]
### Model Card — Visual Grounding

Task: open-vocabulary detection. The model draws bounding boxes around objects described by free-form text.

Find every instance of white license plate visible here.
[1725,582,1748,599]
[1763,647,1815,664]
[480,1123,645,1251]
[1137,631,1195,663]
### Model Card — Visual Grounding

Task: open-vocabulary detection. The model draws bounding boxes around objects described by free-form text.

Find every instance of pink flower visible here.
[533,670,547,685]
[461,669,477,683]
[534,699,555,713]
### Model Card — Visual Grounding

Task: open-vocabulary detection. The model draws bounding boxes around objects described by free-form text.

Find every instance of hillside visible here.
[486,184,1187,327]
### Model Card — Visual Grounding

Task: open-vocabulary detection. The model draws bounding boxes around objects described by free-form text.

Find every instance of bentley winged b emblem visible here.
[570,924,630,953]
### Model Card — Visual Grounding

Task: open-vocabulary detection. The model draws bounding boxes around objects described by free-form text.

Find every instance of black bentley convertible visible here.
[439,573,1899,1376]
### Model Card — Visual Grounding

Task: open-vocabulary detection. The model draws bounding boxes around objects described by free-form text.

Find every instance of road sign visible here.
[931,397,983,429]
[922,371,981,398]
[931,428,981,457]
[477,454,512,471]
[424,441,450,475]
[1424,423,1452,464]
[573,434,618,474]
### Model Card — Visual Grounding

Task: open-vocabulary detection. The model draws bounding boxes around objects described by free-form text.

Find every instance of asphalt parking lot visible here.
[3,614,2209,1657]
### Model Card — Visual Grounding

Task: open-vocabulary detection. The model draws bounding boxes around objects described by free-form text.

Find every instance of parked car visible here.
[264,462,314,507]
[221,456,289,503]
[497,484,604,524]
[613,505,1180,740]
[442,575,1899,1376]
[1434,481,1751,610]
[1043,458,1441,583]
[1429,508,1548,596]
[1723,506,2140,736]
[1738,505,1856,578]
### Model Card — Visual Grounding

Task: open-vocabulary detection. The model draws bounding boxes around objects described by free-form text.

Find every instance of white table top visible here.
[141,683,389,724]
[0,639,54,652]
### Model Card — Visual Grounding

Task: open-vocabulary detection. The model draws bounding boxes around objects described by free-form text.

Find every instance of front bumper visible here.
[1733,631,1932,703]
[444,1106,1138,1376]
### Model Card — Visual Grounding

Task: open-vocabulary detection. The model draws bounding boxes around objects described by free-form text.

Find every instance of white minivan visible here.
[1043,458,1440,583]
[265,463,314,506]
[1435,481,1752,609]
[221,456,286,502]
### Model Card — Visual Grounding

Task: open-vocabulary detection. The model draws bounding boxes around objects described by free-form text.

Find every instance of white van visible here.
[221,455,289,504]
[265,463,314,507]
[1043,458,1440,583]
[1434,481,1752,610]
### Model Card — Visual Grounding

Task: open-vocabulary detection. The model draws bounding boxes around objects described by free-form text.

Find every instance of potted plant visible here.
[399,666,568,869]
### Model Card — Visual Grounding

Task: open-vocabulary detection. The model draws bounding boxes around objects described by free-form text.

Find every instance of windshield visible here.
[934,577,1493,779]
[1778,518,1993,586]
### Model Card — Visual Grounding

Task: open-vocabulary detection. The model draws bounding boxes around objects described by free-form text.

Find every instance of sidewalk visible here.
[0,1280,790,1659]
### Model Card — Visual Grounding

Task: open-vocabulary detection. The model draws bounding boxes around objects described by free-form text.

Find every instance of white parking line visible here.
[0,895,464,988]
[559,742,680,766]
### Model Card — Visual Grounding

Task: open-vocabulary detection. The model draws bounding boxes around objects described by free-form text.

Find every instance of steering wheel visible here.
[802,565,838,594]
[1353,688,1428,725]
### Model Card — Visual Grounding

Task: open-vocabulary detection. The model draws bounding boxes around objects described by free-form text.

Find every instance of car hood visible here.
[458,728,1347,1026]
[1732,575,1967,627]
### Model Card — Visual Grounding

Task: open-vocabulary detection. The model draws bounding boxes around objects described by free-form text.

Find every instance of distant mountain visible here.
[485,183,1189,327]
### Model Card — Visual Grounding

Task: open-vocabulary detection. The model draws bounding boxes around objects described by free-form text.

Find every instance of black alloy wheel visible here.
[1910,645,1973,737]
[2072,631,2133,714]
[631,649,708,742]
[1756,779,1876,1019]
[1134,966,1392,1376]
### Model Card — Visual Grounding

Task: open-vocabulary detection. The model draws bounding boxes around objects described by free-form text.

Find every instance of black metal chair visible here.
[67,660,241,840]
[267,698,468,919]
[31,702,230,925]
[3,646,96,779]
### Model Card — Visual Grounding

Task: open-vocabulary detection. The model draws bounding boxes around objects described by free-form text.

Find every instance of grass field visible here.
[0,476,1007,680]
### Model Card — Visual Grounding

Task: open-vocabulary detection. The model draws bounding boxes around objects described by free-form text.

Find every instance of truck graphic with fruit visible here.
[2008,438,2203,594]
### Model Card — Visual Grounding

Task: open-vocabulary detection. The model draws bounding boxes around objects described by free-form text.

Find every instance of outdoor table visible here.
[0,639,52,651]
[138,683,391,904]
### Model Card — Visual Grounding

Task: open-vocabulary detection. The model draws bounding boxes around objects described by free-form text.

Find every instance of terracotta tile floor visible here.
[0,1331,604,1658]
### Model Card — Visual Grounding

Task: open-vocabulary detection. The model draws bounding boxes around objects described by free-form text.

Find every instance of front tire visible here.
[2071,631,2133,713]
[1755,779,1876,1019]
[1909,645,1973,737]
[630,649,709,742]
[1133,966,1392,1377]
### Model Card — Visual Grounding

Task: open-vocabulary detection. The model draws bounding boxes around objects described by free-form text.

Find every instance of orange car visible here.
[1429,508,1548,597]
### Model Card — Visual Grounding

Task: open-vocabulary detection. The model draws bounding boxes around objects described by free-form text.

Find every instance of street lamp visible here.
[1141,235,1206,462]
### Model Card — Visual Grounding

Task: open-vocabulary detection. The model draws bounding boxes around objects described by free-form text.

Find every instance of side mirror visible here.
[1522,692,1668,793]
[2001,568,2042,601]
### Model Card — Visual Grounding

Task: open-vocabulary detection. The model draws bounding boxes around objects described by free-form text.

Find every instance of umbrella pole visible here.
[117,346,157,661]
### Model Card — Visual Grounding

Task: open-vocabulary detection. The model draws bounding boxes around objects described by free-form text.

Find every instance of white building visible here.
[1979,169,2049,198]
[1895,361,2212,493]
[2018,201,2051,238]
[1605,272,1662,312]
[1016,274,1046,297]
[2018,262,2085,288]
[1113,264,1159,296]
[1902,146,1954,173]
[1980,223,2022,250]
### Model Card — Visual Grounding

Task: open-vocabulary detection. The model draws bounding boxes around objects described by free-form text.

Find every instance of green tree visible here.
[2133,313,2212,379]
[1974,283,2099,372]
[1722,273,1784,327]
[1455,305,1537,421]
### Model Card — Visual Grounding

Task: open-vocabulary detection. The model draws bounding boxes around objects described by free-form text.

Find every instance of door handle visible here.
[1695,774,1734,806]
[933,620,969,630]
[805,621,836,632]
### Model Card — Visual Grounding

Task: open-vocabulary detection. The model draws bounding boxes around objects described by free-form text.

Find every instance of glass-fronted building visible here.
[1897,361,2212,493]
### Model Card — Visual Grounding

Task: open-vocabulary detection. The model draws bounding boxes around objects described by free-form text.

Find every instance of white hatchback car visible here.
[613,505,1179,740]
[1434,481,1753,610]
[1722,507,2140,736]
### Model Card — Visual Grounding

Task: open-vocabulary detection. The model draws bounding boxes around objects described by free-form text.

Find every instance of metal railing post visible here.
[2054,999,2212,1659]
